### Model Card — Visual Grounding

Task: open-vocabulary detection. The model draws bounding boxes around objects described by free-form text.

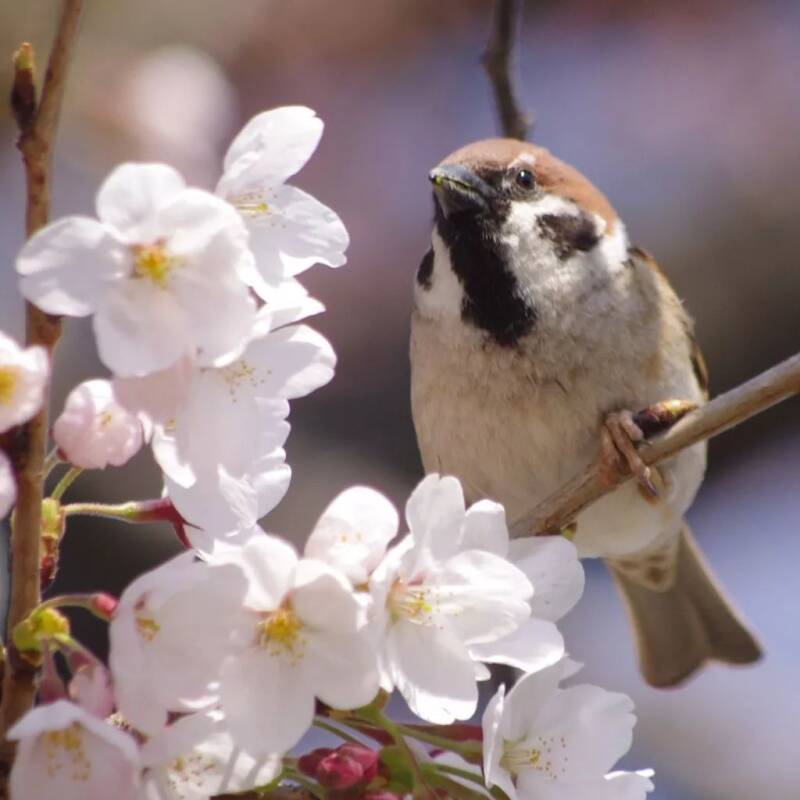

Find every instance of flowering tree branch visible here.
[1,0,83,742]
[482,0,530,140]
[510,351,800,538]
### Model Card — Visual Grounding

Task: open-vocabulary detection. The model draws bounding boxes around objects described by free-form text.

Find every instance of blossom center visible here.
[131,242,175,287]
[501,734,568,781]
[135,614,160,642]
[256,605,306,662]
[0,366,19,406]
[42,723,91,781]
[231,192,270,218]
[219,359,265,398]
[388,580,436,625]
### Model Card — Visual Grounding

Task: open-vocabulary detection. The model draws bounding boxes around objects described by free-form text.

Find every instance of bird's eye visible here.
[515,169,535,189]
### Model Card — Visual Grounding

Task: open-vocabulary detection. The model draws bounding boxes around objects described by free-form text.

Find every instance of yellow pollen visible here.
[0,366,18,405]
[219,359,263,399]
[257,606,306,662]
[232,192,270,217]
[389,581,436,624]
[42,723,91,782]
[135,615,160,642]
[131,242,174,287]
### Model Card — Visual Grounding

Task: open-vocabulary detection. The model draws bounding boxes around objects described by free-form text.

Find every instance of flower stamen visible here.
[0,367,19,406]
[131,242,176,288]
[257,605,306,663]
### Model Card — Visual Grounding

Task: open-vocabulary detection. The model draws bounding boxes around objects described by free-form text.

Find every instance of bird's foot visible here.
[599,410,660,498]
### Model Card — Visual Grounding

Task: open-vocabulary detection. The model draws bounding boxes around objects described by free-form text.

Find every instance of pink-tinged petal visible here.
[219,106,323,192]
[240,534,298,610]
[509,536,585,622]
[386,620,477,724]
[242,324,336,400]
[113,355,193,425]
[530,685,635,778]
[461,499,509,556]
[0,452,15,519]
[304,630,380,709]
[96,162,185,242]
[469,616,565,673]
[0,333,49,433]
[220,648,316,754]
[94,280,189,376]
[404,474,465,561]
[244,184,348,281]
[17,216,127,316]
[305,486,399,584]
[503,661,566,741]
[292,560,362,634]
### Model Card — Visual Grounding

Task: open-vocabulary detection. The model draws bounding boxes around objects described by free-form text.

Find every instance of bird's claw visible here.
[600,410,660,498]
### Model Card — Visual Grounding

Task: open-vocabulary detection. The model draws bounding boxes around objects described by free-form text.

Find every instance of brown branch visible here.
[0,0,83,745]
[510,351,800,538]
[482,0,530,140]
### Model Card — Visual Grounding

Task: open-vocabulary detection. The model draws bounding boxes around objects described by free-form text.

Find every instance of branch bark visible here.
[1,0,83,745]
[510,351,800,538]
[482,0,530,140]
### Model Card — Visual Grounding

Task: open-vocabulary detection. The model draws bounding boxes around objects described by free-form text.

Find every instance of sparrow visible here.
[409,138,761,687]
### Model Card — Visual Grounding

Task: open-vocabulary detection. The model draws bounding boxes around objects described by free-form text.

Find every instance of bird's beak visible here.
[429,164,493,217]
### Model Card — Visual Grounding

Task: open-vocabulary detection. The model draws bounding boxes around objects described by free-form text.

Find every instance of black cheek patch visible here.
[537,212,600,260]
[416,248,434,289]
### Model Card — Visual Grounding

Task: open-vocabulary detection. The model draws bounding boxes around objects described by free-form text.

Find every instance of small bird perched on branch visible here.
[410,138,761,687]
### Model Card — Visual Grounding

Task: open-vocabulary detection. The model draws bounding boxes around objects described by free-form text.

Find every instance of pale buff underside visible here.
[410,221,707,577]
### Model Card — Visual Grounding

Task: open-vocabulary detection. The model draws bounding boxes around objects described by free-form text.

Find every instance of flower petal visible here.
[503,661,566,741]
[219,106,323,192]
[460,499,509,556]
[404,474,465,561]
[96,162,185,242]
[292,559,362,635]
[469,616,564,673]
[17,216,127,316]
[0,452,15,519]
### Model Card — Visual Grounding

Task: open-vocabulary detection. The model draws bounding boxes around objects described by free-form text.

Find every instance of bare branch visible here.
[482,0,530,140]
[510,351,800,538]
[1,0,83,743]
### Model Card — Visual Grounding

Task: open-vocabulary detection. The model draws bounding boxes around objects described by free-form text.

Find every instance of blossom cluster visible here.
[0,107,654,800]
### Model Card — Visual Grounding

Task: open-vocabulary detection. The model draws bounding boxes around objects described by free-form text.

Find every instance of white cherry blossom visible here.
[109,552,249,735]
[216,107,348,298]
[53,379,143,469]
[140,711,281,800]
[369,475,534,724]
[0,330,48,433]
[482,662,654,800]
[461,500,584,674]
[304,486,400,584]
[17,163,256,377]
[8,700,140,800]
[212,534,380,754]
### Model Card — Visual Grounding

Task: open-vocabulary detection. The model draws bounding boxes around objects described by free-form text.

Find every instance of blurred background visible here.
[1,0,799,797]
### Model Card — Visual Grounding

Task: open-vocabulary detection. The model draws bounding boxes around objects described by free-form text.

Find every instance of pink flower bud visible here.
[53,379,143,469]
[298,747,334,778]
[316,751,364,789]
[90,592,119,619]
[337,743,379,782]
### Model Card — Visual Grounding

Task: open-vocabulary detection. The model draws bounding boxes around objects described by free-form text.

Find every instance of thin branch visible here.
[1,0,83,743]
[482,0,530,140]
[510,351,800,538]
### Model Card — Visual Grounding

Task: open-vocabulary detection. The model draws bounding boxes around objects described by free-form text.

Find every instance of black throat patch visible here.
[434,203,536,348]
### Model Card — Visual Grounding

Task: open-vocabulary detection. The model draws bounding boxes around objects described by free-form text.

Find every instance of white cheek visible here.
[414,230,465,319]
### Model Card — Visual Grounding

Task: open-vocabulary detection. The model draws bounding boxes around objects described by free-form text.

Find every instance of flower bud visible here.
[316,751,364,789]
[40,497,65,590]
[298,747,334,778]
[362,792,403,800]
[53,379,143,469]
[89,592,119,620]
[337,743,379,782]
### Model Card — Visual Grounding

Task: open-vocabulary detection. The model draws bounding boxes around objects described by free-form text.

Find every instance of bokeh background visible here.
[1,1,799,797]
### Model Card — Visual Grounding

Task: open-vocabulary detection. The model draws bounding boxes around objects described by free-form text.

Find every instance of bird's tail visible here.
[608,525,762,687]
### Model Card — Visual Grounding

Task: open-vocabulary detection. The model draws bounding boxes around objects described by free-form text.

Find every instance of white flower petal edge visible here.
[8,700,140,800]
[0,451,15,519]
[0,331,49,433]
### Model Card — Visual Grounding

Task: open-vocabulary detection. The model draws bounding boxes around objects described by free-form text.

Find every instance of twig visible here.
[482,0,530,140]
[510,351,800,538]
[1,0,83,744]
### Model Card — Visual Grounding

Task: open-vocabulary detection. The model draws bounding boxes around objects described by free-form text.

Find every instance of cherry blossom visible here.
[482,662,654,800]
[109,552,249,734]
[369,475,534,724]
[216,107,349,298]
[140,711,281,800]
[0,330,48,433]
[0,452,15,519]
[53,379,143,469]
[212,534,380,754]
[8,700,140,800]
[17,163,256,377]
